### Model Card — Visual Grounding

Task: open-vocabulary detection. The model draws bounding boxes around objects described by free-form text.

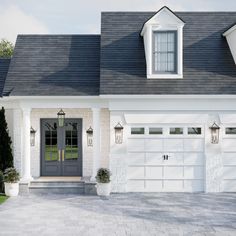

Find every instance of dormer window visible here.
[153,31,177,74]
[141,7,185,79]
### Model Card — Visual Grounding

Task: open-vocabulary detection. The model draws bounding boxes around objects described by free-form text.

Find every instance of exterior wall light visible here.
[30,127,36,146]
[57,109,65,127]
[86,126,93,146]
[114,122,124,144]
[210,122,220,144]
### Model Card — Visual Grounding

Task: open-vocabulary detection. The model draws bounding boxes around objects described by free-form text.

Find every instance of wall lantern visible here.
[114,122,124,144]
[86,127,93,147]
[57,109,65,127]
[209,122,220,144]
[30,127,36,146]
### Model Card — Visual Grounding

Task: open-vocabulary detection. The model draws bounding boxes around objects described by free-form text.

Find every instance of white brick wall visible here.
[30,108,110,178]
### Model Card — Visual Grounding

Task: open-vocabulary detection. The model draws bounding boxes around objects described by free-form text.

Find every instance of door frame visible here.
[40,118,83,177]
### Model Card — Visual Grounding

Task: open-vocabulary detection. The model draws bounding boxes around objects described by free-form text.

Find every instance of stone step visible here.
[29,181,85,194]
[29,186,85,195]
[30,181,84,187]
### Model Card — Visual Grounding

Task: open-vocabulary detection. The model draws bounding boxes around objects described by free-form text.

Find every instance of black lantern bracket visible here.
[86,126,93,147]
[30,126,37,146]
[114,122,124,144]
[209,122,220,144]
[57,109,65,127]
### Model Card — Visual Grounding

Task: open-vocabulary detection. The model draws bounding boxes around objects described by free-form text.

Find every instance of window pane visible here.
[188,127,201,135]
[131,128,145,135]
[170,128,183,135]
[149,128,162,135]
[226,128,236,134]
[153,31,176,73]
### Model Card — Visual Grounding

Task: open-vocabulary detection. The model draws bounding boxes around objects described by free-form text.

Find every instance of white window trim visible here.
[141,7,185,79]
[147,25,183,79]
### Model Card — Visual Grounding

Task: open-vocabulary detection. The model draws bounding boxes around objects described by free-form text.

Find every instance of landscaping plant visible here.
[0,107,13,172]
[96,168,111,183]
[3,168,20,183]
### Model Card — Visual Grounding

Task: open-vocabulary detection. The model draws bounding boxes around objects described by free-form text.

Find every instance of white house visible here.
[1,7,236,193]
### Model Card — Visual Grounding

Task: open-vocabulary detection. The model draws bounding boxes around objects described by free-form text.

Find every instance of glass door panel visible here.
[44,122,58,162]
[65,122,79,160]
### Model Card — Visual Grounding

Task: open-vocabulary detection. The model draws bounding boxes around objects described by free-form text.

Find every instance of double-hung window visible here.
[153,31,177,74]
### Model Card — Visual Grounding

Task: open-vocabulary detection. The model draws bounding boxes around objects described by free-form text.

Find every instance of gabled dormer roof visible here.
[140,6,185,36]
[223,23,236,64]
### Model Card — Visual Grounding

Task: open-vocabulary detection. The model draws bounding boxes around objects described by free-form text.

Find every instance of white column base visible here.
[20,176,34,184]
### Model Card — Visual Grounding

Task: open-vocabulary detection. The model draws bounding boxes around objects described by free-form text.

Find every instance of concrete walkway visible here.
[0,193,236,236]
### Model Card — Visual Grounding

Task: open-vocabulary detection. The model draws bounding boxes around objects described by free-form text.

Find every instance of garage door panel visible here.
[127,128,204,192]
[164,180,183,192]
[164,139,184,152]
[184,180,204,192]
[184,153,204,165]
[223,180,236,192]
[146,153,163,165]
[146,167,162,179]
[184,166,204,179]
[167,153,183,165]
[164,167,183,179]
[128,139,145,152]
[184,139,204,152]
[146,180,163,192]
[127,153,145,165]
[127,180,145,192]
[223,139,236,152]
[145,139,163,151]
[223,166,236,179]
[223,153,236,165]
[127,167,145,179]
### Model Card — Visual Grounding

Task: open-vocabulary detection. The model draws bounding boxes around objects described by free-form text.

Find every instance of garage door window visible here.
[131,127,145,135]
[149,128,163,135]
[170,128,183,135]
[188,127,201,135]
[225,127,236,135]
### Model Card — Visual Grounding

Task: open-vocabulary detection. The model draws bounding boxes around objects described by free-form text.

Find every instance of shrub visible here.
[3,168,20,183]
[0,107,13,171]
[0,170,3,192]
[96,168,111,183]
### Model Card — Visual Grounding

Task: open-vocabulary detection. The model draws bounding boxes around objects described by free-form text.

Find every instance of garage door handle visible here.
[163,155,169,160]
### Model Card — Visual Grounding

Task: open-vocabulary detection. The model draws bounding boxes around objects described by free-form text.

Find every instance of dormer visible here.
[141,7,185,79]
[223,24,236,64]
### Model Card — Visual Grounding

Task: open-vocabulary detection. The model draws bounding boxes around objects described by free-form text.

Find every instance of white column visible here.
[13,109,22,175]
[21,107,32,182]
[91,108,101,181]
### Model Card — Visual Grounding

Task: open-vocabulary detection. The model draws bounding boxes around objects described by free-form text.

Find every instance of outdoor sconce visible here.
[86,127,93,147]
[210,122,220,144]
[57,109,65,127]
[30,127,36,146]
[114,122,124,144]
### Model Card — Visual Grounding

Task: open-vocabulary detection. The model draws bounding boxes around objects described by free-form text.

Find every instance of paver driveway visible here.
[0,193,236,236]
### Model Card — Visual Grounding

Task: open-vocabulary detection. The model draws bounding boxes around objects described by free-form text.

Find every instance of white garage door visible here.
[127,126,205,192]
[222,127,236,192]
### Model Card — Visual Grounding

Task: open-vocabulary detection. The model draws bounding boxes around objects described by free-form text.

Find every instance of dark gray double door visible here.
[41,119,82,176]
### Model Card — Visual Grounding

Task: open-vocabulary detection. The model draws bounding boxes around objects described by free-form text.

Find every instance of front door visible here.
[41,119,82,176]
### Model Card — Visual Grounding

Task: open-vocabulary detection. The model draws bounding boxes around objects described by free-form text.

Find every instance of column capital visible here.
[21,107,32,114]
[92,107,101,113]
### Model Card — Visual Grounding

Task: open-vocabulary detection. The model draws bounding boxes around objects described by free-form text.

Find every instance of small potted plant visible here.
[96,168,112,196]
[3,168,20,197]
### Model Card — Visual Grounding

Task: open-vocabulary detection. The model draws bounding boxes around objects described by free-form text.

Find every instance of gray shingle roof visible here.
[3,35,100,96]
[0,59,10,97]
[100,12,236,95]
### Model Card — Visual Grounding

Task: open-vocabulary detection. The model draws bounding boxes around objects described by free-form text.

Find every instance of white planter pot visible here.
[4,182,19,197]
[96,182,111,196]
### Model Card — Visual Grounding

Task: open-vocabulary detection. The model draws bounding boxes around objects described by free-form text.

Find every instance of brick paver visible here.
[0,193,236,236]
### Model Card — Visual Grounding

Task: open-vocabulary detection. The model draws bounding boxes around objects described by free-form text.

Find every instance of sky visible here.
[0,0,236,44]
